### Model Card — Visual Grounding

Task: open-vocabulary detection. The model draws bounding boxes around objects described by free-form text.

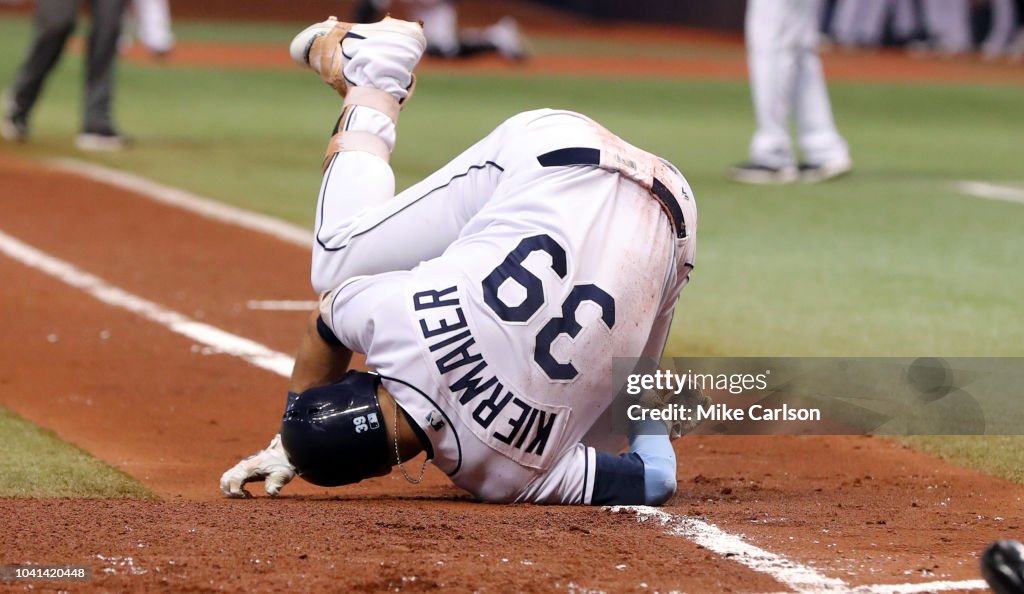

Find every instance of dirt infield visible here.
[113,35,1024,87]
[2,152,1023,593]
[3,2,1023,590]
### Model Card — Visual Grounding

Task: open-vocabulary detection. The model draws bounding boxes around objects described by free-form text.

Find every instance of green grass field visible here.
[0,407,152,498]
[1,15,1023,490]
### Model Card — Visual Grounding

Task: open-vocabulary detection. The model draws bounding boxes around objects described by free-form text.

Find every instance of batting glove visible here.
[219,434,296,498]
[639,386,712,439]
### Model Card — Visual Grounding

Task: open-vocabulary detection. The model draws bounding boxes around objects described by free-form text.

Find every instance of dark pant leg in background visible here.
[82,0,128,133]
[6,0,82,121]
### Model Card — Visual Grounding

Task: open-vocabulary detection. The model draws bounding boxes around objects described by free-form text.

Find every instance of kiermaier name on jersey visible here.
[413,285,568,469]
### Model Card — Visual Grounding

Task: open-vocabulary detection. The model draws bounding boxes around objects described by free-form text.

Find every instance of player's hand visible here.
[639,385,712,439]
[673,386,712,437]
[219,434,296,498]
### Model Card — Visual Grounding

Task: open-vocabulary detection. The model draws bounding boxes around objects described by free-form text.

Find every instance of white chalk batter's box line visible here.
[0,160,990,594]
[246,299,320,311]
[955,180,1024,206]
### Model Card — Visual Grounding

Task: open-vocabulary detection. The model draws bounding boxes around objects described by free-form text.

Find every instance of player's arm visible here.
[289,309,353,393]
[220,310,353,498]
[591,420,677,506]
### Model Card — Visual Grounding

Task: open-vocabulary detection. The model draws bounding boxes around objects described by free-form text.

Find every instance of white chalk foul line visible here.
[48,158,313,248]
[611,506,845,593]
[956,180,1024,205]
[0,229,295,379]
[848,580,988,594]
[247,299,320,311]
[610,507,987,594]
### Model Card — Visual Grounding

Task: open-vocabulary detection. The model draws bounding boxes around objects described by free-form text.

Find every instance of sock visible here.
[338,105,396,153]
[629,418,678,505]
[342,34,422,102]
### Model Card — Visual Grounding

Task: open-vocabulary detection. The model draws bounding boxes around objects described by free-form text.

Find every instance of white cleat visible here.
[485,16,528,61]
[75,131,130,152]
[799,158,853,184]
[289,16,426,102]
[288,16,340,68]
[727,162,800,185]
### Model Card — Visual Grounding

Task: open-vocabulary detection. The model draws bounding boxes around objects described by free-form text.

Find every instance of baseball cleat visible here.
[288,16,341,69]
[75,129,131,152]
[981,540,1024,594]
[0,114,27,142]
[727,162,799,185]
[289,16,426,102]
[1,89,28,142]
[799,158,853,184]
[485,17,528,61]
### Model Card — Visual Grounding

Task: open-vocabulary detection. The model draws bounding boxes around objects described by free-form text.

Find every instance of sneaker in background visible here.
[727,162,799,185]
[75,128,131,151]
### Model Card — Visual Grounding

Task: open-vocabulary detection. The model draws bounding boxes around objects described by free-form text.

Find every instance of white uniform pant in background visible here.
[890,0,922,42]
[408,0,460,57]
[983,0,1019,56]
[746,0,851,169]
[831,0,892,46]
[921,0,972,54]
[132,0,174,54]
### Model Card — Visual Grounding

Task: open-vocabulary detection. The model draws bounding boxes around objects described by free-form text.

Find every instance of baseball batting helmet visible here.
[280,370,392,487]
[982,540,1024,594]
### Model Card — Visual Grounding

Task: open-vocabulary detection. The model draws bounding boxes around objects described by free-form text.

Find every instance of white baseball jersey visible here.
[316,109,697,504]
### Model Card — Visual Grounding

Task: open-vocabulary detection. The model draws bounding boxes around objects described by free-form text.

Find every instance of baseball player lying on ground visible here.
[220,16,700,505]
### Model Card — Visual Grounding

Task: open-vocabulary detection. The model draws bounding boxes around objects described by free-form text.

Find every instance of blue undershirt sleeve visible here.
[591,418,678,506]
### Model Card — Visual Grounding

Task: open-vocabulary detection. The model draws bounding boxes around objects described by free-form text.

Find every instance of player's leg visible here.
[829,0,861,46]
[857,0,893,47]
[731,0,799,184]
[793,53,851,182]
[78,0,128,150]
[983,0,1018,58]
[297,15,543,294]
[921,0,972,54]
[410,0,461,57]
[310,104,530,293]
[3,0,81,140]
[626,420,677,505]
[290,16,429,292]
[790,0,852,183]
[891,0,925,44]
[133,0,175,57]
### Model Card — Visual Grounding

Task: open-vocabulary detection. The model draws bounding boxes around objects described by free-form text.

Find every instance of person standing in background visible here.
[830,0,892,48]
[1013,0,1024,60]
[1,0,130,151]
[918,0,973,55]
[982,0,1019,59]
[353,0,526,61]
[730,0,853,185]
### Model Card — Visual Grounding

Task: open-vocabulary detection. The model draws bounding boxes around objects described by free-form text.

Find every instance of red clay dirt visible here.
[109,39,1024,87]
[3,3,1024,590]
[18,0,1023,86]
[2,148,1024,593]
